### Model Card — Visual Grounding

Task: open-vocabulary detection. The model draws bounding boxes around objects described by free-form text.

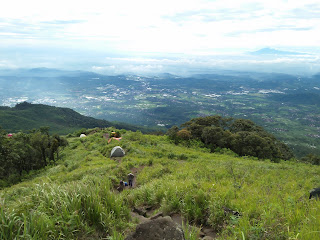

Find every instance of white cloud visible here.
[0,59,17,68]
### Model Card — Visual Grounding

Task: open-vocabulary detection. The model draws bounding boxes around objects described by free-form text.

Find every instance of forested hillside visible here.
[0,102,159,134]
[1,127,319,239]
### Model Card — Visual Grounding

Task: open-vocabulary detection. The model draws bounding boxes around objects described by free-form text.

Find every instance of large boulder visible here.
[125,216,185,240]
[110,146,125,157]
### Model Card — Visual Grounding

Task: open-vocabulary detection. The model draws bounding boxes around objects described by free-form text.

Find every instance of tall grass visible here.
[1,179,130,239]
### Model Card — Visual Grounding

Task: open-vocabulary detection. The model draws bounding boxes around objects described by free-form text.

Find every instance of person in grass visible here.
[127,173,135,188]
[117,180,124,192]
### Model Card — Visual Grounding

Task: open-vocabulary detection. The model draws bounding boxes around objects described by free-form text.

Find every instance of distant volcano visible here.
[249,47,305,55]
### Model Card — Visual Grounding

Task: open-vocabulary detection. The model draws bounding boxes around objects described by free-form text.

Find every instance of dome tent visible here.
[80,134,86,138]
[110,146,125,157]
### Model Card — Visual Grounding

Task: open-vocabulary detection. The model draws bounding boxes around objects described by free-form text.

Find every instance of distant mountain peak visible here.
[250,47,305,56]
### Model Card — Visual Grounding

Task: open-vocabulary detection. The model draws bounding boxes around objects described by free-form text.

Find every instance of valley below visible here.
[1,68,320,157]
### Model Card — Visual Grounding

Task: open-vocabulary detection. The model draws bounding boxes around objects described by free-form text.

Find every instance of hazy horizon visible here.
[1,0,320,75]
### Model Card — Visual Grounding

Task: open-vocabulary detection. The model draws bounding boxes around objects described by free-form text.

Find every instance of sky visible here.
[1,0,320,74]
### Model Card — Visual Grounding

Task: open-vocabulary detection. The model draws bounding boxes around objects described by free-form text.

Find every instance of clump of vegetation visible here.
[168,115,294,161]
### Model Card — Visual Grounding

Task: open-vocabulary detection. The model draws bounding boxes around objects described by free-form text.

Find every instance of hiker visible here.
[117,180,124,192]
[128,173,135,188]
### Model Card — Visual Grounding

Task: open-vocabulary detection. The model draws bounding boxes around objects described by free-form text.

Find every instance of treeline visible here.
[168,115,294,161]
[0,126,68,188]
[300,154,320,165]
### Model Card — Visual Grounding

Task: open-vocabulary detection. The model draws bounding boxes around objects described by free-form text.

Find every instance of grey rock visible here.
[125,216,185,240]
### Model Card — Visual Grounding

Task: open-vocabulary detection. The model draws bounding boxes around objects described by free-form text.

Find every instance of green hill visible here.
[1,128,319,239]
[0,102,158,134]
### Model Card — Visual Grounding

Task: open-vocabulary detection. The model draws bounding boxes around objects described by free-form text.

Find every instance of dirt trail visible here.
[129,166,145,188]
[112,157,145,190]
[110,146,217,239]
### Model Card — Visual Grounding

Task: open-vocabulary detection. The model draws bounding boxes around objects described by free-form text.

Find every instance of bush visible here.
[168,153,177,159]
[301,154,320,165]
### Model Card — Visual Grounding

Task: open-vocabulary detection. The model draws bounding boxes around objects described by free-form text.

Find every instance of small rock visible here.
[199,230,206,237]
[203,228,214,234]
[150,212,163,220]
[130,212,149,224]
[202,236,214,240]
[133,207,147,217]
[145,205,153,211]
[202,227,217,238]
[199,230,206,238]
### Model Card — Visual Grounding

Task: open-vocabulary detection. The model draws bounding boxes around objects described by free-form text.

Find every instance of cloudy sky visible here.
[1,0,320,73]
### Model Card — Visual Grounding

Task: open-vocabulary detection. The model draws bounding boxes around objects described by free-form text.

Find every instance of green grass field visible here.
[1,128,320,239]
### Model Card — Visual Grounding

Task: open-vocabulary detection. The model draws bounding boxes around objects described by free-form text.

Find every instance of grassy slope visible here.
[1,129,320,239]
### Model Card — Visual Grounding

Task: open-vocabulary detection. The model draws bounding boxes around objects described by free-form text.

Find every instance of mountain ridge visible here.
[0,102,160,134]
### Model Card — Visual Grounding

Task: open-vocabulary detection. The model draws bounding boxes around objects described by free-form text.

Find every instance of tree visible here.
[167,126,179,144]
[177,129,192,141]
[30,131,49,167]
[50,134,68,162]
[229,119,263,133]
[201,126,232,151]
